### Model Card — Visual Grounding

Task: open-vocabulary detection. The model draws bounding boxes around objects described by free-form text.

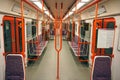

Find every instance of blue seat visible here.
[92,56,111,80]
[5,54,25,80]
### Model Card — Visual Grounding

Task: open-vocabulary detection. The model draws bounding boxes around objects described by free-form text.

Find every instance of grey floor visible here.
[26,40,90,80]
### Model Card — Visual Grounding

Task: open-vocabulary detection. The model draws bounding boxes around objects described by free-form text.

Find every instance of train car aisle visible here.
[26,40,90,80]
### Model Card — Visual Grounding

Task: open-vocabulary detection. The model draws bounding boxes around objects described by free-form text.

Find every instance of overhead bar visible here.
[76,0,102,14]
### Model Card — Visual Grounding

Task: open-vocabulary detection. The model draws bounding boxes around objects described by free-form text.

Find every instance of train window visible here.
[32,26,36,37]
[3,20,12,52]
[80,27,85,38]
[26,22,32,40]
[18,21,22,52]
[31,21,36,37]
[75,23,77,32]
[107,22,114,29]
[70,23,72,31]
[84,23,89,30]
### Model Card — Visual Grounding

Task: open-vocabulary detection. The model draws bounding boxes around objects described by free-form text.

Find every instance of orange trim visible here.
[28,57,39,61]
[79,59,88,62]
[16,18,22,52]
[42,0,44,12]
[21,0,25,58]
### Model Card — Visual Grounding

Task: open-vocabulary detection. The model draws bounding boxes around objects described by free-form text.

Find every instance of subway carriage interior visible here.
[0,0,120,80]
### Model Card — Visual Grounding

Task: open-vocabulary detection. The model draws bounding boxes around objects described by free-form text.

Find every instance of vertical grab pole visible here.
[36,10,39,55]
[20,0,25,58]
[54,2,59,79]
[90,2,98,80]
[55,21,62,80]
[42,0,45,43]
[20,1,26,78]
[36,10,39,41]
[78,13,81,56]
[91,2,98,62]
[54,2,63,80]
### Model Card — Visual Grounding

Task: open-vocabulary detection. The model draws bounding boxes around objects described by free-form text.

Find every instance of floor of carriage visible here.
[26,40,90,80]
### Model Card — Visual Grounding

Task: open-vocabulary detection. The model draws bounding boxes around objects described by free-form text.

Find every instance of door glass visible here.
[18,21,22,52]
[4,20,12,52]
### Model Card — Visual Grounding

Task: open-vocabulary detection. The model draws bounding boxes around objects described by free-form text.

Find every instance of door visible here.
[3,16,23,53]
[3,16,16,52]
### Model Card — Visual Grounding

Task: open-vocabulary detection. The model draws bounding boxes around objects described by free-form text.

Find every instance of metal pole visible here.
[20,0,25,57]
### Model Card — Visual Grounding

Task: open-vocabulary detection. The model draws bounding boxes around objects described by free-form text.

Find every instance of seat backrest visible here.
[92,56,111,80]
[5,54,25,80]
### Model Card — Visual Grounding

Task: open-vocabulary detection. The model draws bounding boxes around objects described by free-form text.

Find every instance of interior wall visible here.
[111,16,120,80]
[0,14,5,80]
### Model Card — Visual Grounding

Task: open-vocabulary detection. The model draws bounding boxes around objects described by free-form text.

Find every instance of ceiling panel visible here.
[44,0,76,19]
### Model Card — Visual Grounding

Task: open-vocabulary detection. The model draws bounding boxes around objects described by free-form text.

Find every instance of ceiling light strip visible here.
[63,0,90,20]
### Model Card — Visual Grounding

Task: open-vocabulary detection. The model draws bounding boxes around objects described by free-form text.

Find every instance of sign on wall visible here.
[97,29,114,48]
[11,4,30,15]
[89,5,106,16]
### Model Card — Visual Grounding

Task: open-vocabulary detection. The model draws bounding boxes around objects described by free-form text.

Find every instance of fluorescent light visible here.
[63,11,73,20]
[63,14,69,20]
[81,0,90,2]
[30,0,37,1]
[34,2,42,9]
[33,1,54,20]
[49,15,54,20]
[44,11,54,20]
[72,2,85,11]
[65,15,68,18]
[63,0,90,20]
[72,8,75,12]
[45,11,49,15]
[69,11,73,16]
[64,2,85,20]
[77,2,85,9]
[33,1,46,10]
